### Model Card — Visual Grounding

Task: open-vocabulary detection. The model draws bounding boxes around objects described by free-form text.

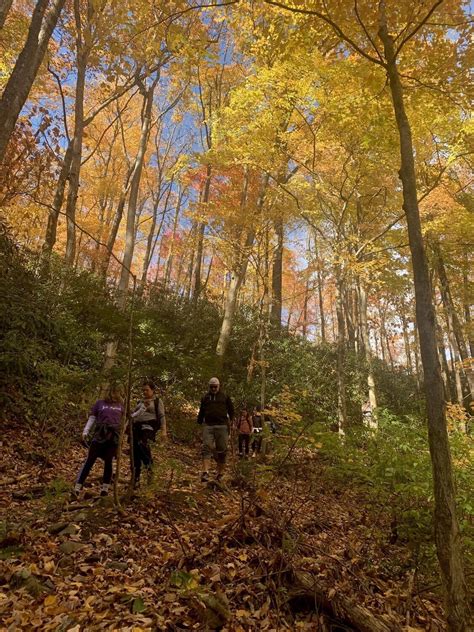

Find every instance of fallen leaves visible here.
[0,429,451,631]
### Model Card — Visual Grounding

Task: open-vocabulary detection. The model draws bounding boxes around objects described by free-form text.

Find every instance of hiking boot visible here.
[70,483,82,501]
[201,471,210,483]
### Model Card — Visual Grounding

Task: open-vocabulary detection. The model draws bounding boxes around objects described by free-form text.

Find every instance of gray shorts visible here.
[202,424,228,463]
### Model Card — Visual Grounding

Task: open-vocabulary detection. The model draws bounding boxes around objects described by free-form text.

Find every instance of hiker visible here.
[73,383,124,499]
[236,407,253,458]
[251,405,264,457]
[131,380,166,486]
[197,377,234,482]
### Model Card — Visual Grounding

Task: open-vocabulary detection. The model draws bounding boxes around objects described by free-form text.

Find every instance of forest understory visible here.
[0,419,457,632]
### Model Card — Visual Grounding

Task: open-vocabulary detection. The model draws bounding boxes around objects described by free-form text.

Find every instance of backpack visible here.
[238,415,251,434]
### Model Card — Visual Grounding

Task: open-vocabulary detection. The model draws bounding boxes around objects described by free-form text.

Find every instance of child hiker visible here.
[72,384,124,499]
[236,407,253,458]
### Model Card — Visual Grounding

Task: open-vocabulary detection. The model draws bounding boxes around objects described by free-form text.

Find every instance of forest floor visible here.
[0,423,449,631]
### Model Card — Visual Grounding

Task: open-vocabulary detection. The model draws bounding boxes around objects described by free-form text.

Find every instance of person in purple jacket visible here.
[72,384,124,499]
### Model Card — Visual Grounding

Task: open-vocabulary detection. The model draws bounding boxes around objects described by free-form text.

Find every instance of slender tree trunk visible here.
[437,321,454,402]
[312,234,326,342]
[216,169,258,359]
[317,270,325,342]
[259,225,271,417]
[433,242,471,406]
[0,0,13,29]
[344,282,357,353]
[379,13,467,628]
[65,1,88,265]
[193,163,211,302]
[401,311,413,374]
[358,281,377,429]
[0,0,66,161]
[42,141,74,256]
[335,268,347,435]
[116,79,156,305]
[140,181,172,291]
[270,216,284,327]
[462,250,473,357]
[164,188,184,289]
[101,165,133,276]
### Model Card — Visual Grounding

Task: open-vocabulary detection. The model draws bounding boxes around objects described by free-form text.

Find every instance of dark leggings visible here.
[133,432,153,481]
[252,435,263,454]
[238,434,250,456]
[77,440,116,485]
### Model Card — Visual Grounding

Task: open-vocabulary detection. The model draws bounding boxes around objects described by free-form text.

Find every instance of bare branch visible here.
[48,64,70,143]
[395,0,444,57]
[263,0,386,67]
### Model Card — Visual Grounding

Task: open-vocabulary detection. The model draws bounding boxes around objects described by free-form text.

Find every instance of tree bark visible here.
[378,10,467,628]
[216,169,265,359]
[193,163,211,302]
[400,310,413,374]
[42,141,74,257]
[358,281,378,428]
[164,187,184,289]
[433,242,471,405]
[437,321,454,402]
[461,250,473,357]
[117,78,157,305]
[270,216,284,327]
[64,0,88,266]
[335,268,347,435]
[0,0,66,161]
[140,181,172,290]
[0,0,13,29]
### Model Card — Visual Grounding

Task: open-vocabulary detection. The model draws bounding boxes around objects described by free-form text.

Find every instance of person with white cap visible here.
[197,377,235,482]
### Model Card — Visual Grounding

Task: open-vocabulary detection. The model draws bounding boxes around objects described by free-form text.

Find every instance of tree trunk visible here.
[100,165,134,276]
[270,216,284,328]
[462,250,473,357]
[140,180,172,291]
[437,321,454,402]
[0,0,13,29]
[164,187,184,289]
[0,0,66,161]
[344,282,357,353]
[65,0,88,265]
[335,269,347,435]
[358,281,378,429]
[400,311,413,374]
[193,163,211,302]
[379,13,467,629]
[433,242,471,405]
[42,141,74,257]
[216,169,259,359]
[116,79,156,306]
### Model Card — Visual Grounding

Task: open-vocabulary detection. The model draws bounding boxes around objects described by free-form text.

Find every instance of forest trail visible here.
[0,424,448,631]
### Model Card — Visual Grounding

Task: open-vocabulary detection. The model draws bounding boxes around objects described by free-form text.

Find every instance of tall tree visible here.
[262,2,469,625]
[0,0,66,161]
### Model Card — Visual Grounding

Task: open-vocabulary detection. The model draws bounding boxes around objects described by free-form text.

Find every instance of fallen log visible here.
[289,570,400,632]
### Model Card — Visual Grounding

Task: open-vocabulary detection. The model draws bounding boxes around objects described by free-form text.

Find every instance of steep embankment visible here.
[0,424,447,630]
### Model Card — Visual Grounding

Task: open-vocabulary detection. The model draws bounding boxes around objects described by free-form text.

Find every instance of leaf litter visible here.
[0,426,450,630]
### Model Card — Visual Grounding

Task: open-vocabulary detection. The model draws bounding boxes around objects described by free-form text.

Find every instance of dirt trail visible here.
[0,427,446,630]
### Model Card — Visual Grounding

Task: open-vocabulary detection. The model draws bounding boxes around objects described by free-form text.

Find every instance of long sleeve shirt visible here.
[197,390,234,426]
[132,397,165,431]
